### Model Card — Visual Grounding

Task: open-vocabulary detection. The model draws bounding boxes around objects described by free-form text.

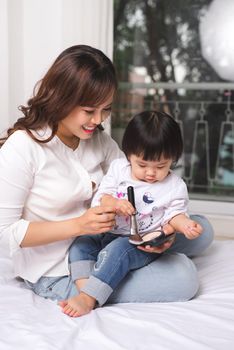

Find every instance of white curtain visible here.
[0,0,113,134]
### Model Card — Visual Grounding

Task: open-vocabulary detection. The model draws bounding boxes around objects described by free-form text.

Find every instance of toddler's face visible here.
[129,154,173,183]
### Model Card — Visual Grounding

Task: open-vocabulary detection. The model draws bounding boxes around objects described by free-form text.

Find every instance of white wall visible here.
[0,0,9,133]
[0,0,113,134]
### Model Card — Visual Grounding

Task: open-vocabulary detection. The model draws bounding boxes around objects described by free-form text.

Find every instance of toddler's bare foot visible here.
[58,292,96,317]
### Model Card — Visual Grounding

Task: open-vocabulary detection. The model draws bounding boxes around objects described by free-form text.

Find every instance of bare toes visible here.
[72,312,81,317]
[58,300,67,308]
[63,305,73,315]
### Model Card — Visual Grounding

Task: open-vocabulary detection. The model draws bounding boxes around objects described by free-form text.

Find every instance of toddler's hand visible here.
[115,199,135,216]
[137,235,175,254]
[182,219,203,239]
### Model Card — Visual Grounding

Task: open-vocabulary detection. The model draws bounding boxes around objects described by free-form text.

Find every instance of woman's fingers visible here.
[92,205,115,214]
[78,206,116,234]
[94,206,117,217]
[98,212,116,223]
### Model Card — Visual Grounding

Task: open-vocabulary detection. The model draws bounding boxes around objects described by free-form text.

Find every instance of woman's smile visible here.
[82,125,96,134]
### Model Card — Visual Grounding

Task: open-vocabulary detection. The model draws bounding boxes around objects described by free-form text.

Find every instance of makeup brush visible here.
[127,186,143,244]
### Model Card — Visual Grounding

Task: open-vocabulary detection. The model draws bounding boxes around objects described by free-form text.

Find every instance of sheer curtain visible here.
[0,0,113,133]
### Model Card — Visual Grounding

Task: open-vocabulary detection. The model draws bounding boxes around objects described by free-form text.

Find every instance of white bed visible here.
[0,239,233,350]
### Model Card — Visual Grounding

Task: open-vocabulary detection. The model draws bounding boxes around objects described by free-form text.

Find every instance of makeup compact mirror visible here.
[137,230,176,247]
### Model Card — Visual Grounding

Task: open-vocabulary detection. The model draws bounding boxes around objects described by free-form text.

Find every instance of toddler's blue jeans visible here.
[69,233,158,305]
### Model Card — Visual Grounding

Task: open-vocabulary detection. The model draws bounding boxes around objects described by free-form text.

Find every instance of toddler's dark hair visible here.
[122,110,183,162]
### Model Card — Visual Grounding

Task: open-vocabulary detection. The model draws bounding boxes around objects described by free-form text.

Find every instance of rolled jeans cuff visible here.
[81,276,113,306]
[70,260,95,281]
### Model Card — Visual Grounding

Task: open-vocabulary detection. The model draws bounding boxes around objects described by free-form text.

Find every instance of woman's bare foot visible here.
[58,292,96,317]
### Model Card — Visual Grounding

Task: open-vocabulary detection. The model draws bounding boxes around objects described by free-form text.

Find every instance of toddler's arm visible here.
[169,214,202,239]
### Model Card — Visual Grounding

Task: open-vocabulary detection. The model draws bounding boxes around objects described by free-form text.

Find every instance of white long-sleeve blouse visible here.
[0,127,122,282]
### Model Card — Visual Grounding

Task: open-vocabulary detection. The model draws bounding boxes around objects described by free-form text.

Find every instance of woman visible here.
[0,45,213,311]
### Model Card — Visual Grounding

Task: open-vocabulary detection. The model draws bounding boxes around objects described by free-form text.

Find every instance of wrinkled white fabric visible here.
[0,240,233,350]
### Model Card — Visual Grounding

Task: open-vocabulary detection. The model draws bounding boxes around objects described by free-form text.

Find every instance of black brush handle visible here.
[127,186,136,209]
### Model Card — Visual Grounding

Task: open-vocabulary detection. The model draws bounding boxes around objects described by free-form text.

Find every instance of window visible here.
[112,0,234,203]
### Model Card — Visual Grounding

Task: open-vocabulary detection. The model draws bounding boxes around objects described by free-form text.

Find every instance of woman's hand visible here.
[137,223,176,254]
[76,206,116,235]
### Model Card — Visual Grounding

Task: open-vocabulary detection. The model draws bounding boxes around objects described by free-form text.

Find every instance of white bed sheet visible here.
[0,240,233,350]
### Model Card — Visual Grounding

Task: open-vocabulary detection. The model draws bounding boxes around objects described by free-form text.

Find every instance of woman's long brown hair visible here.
[0,45,117,145]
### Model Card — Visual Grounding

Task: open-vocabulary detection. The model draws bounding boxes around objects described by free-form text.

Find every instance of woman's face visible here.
[57,94,113,148]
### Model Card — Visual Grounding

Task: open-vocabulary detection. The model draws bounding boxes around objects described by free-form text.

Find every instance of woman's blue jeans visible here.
[24,215,214,304]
